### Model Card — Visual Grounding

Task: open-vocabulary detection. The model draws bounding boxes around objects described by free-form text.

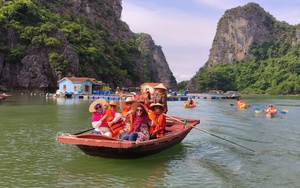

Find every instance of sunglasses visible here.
[155,106,162,109]
[136,108,143,112]
[95,106,102,110]
[110,105,116,108]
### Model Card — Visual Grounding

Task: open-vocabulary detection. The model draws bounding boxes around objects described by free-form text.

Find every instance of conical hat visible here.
[154,83,167,90]
[89,99,108,112]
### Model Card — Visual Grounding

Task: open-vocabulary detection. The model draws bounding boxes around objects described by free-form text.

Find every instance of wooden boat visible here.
[56,116,200,159]
[265,110,278,118]
[0,93,12,100]
[184,101,196,108]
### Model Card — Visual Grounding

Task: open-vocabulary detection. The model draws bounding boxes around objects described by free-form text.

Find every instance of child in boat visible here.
[121,102,151,141]
[89,99,112,137]
[148,103,166,139]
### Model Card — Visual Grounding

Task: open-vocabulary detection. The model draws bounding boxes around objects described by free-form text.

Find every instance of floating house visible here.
[57,77,93,95]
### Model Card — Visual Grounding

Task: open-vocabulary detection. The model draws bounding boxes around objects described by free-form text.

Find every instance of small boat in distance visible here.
[265,111,278,118]
[237,103,247,109]
[237,99,247,109]
[57,116,200,159]
[184,99,196,108]
[0,93,12,101]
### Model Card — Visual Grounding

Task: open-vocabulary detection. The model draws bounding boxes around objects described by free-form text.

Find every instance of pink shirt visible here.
[91,111,108,127]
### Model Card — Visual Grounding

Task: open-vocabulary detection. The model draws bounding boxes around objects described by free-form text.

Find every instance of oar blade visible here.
[255,110,262,114]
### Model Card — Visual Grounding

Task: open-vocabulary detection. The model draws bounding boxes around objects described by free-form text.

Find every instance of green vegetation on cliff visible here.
[195,41,300,94]
[0,0,160,89]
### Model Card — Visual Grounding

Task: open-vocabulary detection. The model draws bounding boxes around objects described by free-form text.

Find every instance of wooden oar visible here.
[164,114,255,153]
[280,109,289,114]
[74,128,94,135]
[254,108,288,114]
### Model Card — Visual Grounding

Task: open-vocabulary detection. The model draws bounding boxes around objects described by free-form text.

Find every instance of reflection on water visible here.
[57,144,187,187]
[1,94,300,187]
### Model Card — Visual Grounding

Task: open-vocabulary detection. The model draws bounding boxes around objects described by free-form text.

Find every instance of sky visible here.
[121,0,300,83]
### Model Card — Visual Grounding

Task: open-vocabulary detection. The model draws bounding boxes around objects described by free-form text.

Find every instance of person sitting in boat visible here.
[137,91,152,109]
[118,95,137,135]
[265,104,277,113]
[188,99,194,106]
[121,102,151,141]
[106,100,125,138]
[89,99,112,137]
[237,99,246,107]
[148,103,166,139]
[119,91,137,115]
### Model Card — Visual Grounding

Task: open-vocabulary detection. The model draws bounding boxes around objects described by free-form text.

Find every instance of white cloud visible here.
[122,1,217,82]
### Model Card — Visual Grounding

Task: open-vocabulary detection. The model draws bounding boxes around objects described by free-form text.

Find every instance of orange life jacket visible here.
[148,111,165,138]
[128,114,134,133]
[106,110,125,137]
[121,106,130,116]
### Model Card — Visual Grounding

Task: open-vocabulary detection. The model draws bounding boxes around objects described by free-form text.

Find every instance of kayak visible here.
[237,103,247,109]
[265,110,277,118]
[184,102,196,108]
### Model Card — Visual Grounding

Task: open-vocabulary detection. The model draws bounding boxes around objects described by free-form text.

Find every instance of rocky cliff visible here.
[186,3,298,92]
[0,0,176,93]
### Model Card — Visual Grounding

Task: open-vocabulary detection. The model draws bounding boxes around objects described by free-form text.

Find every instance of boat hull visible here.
[57,117,200,159]
[237,104,247,109]
[0,94,12,100]
[265,111,277,118]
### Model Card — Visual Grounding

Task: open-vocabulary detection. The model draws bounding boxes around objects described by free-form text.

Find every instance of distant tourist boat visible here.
[184,101,196,108]
[56,116,200,159]
[0,93,12,100]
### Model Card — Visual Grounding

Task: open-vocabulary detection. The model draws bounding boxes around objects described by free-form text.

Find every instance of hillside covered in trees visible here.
[186,3,300,95]
[0,0,176,92]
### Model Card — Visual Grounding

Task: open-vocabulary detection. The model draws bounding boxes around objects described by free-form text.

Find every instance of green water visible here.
[1,94,300,187]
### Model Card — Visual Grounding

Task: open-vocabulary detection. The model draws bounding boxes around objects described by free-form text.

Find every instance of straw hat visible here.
[125,97,136,103]
[89,99,108,112]
[150,103,166,113]
[108,100,119,107]
[154,83,167,90]
[131,102,148,113]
